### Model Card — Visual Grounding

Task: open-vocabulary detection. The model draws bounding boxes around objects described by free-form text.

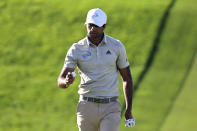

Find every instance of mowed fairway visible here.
[160,53,197,131]
[120,0,197,131]
[0,0,197,131]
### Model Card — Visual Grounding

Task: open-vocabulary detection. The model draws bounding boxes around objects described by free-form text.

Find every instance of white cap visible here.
[85,8,107,27]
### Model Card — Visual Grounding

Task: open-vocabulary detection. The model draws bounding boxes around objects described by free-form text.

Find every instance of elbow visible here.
[57,82,62,88]
[57,78,63,88]
[57,83,66,89]
[57,79,61,88]
[123,79,133,84]
[123,79,133,88]
[57,78,68,89]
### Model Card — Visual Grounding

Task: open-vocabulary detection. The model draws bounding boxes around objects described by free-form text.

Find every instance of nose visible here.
[90,26,94,31]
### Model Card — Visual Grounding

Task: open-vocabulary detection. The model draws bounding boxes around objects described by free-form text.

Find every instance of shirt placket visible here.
[97,43,103,61]
[96,47,99,60]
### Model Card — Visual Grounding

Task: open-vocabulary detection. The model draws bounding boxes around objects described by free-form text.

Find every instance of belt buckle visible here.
[93,98,102,103]
[104,98,110,103]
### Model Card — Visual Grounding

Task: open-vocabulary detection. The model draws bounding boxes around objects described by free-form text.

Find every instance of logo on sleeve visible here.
[106,50,111,55]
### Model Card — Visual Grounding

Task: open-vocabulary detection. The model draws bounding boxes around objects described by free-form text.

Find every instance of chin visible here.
[88,34,98,39]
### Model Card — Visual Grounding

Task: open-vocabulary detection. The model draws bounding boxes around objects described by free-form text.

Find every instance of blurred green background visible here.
[0,0,196,131]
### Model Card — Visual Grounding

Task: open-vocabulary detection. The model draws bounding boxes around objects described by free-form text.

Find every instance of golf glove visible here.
[125,118,135,127]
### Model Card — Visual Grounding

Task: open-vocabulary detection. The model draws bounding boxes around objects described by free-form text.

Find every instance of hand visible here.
[125,109,135,127]
[125,118,135,127]
[65,72,75,87]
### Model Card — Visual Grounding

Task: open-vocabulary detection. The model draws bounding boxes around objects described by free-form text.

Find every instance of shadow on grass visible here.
[134,0,177,92]
[121,0,177,117]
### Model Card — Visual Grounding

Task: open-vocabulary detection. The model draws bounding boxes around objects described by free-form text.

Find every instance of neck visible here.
[88,33,104,46]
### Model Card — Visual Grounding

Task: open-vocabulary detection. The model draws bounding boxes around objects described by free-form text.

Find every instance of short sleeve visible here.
[64,44,77,68]
[116,42,130,69]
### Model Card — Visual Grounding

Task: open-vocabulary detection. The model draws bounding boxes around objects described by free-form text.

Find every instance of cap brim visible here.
[85,20,103,27]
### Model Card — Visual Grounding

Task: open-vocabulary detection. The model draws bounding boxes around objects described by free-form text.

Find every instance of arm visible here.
[57,67,75,88]
[119,66,134,120]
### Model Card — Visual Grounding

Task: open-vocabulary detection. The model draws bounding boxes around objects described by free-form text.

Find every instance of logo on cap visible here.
[85,8,107,27]
[92,13,99,18]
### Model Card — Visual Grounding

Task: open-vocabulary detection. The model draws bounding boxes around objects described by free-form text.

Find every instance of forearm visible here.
[123,80,133,111]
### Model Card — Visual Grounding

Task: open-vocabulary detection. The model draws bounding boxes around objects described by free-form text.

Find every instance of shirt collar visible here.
[86,34,107,47]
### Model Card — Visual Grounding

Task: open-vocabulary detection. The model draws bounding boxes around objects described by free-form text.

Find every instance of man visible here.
[57,8,135,131]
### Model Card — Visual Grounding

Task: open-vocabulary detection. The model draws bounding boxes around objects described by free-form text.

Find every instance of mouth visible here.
[89,32,97,34]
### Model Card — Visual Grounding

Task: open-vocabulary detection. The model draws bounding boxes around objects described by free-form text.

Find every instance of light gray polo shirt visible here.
[64,34,129,97]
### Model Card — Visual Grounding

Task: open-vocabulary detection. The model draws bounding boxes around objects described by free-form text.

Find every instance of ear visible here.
[103,24,107,29]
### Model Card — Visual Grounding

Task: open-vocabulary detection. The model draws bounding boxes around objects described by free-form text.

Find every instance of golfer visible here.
[58,8,135,131]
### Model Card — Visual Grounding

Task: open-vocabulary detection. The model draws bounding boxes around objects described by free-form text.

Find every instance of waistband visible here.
[80,96,118,104]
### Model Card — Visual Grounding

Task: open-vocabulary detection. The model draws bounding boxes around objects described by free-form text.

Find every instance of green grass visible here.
[160,52,197,131]
[121,0,197,131]
[1,0,197,131]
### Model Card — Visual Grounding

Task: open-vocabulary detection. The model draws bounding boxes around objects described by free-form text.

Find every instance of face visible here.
[86,23,106,39]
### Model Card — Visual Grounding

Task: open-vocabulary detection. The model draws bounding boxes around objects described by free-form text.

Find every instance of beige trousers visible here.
[77,100,122,131]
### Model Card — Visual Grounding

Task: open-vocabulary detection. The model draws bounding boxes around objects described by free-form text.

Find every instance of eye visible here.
[89,24,99,28]
[94,24,99,28]
[88,24,93,28]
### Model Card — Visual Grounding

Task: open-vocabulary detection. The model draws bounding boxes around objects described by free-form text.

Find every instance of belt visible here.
[82,96,118,103]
